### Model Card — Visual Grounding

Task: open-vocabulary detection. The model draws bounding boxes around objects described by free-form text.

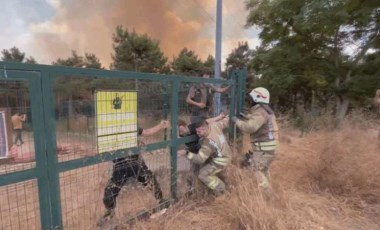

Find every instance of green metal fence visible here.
[0,61,246,230]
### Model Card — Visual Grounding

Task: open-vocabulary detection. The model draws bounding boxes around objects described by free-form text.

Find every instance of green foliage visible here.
[245,0,380,122]
[203,55,215,74]
[52,51,104,115]
[25,56,37,64]
[111,26,168,73]
[226,42,253,72]
[1,46,38,64]
[350,51,380,99]
[171,48,204,75]
[83,53,102,69]
[52,51,102,69]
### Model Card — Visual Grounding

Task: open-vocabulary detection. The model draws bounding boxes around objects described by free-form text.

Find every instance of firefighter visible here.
[231,87,279,194]
[177,113,227,194]
[98,121,169,226]
[184,116,231,196]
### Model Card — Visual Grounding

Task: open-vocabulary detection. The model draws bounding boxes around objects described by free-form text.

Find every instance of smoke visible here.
[11,0,258,69]
[27,0,221,67]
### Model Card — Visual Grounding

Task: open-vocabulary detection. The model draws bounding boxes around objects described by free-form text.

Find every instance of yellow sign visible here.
[95,91,138,153]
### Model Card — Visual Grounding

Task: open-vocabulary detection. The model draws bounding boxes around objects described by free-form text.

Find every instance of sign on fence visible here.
[95,91,138,153]
[0,112,9,158]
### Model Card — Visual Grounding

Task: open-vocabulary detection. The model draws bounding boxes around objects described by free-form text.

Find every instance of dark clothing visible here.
[103,127,163,210]
[103,158,163,210]
[180,124,202,191]
[180,123,201,153]
[112,127,143,164]
[189,84,209,123]
[190,112,208,124]
[14,129,23,145]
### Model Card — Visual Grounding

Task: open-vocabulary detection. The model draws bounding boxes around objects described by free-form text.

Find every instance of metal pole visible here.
[213,0,222,116]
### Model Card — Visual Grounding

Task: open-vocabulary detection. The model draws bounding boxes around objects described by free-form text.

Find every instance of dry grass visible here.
[130,114,380,230]
[1,113,379,229]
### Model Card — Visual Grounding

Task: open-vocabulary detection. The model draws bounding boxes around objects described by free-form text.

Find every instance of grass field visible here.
[1,113,379,229]
[131,118,380,230]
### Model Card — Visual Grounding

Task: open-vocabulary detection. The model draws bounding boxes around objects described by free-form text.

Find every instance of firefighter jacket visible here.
[187,117,232,166]
[235,104,279,152]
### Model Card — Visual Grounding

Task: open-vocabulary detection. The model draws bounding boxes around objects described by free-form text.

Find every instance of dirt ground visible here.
[0,130,192,230]
[0,180,41,230]
[0,150,192,230]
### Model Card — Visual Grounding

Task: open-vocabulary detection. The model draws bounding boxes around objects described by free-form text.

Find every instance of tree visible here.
[25,57,37,64]
[203,55,215,74]
[52,51,102,69]
[1,46,38,64]
[111,26,168,73]
[351,50,380,108]
[225,42,254,72]
[246,0,380,127]
[171,48,204,75]
[83,53,102,69]
[52,51,103,119]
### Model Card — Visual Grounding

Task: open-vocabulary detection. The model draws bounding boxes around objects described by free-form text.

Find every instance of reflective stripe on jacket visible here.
[236,104,279,151]
[187,117,231,166]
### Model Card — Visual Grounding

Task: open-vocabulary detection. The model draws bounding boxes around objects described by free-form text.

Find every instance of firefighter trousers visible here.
[198,162,226,195]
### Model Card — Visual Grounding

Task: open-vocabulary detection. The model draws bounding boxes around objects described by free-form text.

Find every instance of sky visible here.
[0,0,261,69]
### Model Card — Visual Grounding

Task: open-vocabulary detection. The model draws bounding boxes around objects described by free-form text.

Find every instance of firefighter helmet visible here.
[249,87,270,104]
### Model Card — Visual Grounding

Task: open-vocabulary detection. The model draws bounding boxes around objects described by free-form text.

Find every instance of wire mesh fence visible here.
[0,63,244,229]
[52,76,174,228]
[0,79,41,230]
[0,80,36,174]
[0,180,41,230]
[52,76,230,227]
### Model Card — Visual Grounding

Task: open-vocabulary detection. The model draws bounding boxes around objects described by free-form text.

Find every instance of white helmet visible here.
[249,87,270,104]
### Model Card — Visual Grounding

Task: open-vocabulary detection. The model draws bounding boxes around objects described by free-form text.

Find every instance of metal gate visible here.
[0,62,246,229]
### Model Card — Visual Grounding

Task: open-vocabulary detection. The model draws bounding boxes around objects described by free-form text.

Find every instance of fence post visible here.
[237,69,247,114]
[41,71,63,229]
[163,83,170,141]
[228,76,236,140]
[28,75,53,229]
[169,81,180,200]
